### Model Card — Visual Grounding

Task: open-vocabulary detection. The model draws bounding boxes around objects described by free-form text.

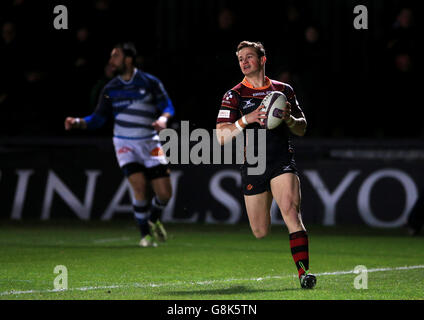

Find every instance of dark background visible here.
[0,0,423,140]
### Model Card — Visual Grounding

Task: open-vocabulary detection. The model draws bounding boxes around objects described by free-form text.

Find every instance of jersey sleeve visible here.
[283,84,303,118]
[216,90,241,124]
[153,78,175,117]
[83,87,112,130]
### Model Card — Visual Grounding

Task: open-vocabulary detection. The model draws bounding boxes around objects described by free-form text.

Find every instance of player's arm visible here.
[283,87,307,136]
[216,105,267,145]
[216,90,267,145]
[152,79,175,132]
[152,110,173,132]
[64,87,111,131]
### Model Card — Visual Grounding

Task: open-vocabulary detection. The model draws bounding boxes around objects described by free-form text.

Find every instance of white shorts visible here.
[113,136,168,169]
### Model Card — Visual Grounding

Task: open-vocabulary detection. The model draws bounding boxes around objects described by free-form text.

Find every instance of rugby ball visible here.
[260,91,287,129]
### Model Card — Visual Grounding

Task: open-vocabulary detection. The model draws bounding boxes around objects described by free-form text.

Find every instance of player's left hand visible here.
[152,119,167,132]
[283,102,292,122]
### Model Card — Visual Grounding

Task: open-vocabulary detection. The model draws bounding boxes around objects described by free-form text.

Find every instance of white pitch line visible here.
[1,265,423,297]
[92,237,130,244]
[316,265,424,276]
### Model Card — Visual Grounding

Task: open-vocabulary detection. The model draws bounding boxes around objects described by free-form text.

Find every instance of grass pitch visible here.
[0,221,423,300]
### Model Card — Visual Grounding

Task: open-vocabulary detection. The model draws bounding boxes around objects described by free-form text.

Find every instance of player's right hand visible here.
[245,105,267,126]
[64,117,79,130]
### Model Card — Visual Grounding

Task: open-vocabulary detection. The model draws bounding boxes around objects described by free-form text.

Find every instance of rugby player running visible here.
[65,42,174,248]
[216,41,316,288]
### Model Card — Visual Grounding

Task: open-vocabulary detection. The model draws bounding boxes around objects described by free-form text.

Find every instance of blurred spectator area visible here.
[0,0,422,139]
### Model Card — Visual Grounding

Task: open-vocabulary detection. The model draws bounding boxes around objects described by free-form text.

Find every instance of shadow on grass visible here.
[159,285,300,297]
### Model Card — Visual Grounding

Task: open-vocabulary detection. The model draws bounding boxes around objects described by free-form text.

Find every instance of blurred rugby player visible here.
[65,42,174,247]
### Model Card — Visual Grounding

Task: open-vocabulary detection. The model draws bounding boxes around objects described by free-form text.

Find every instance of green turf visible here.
[0,221,423,300]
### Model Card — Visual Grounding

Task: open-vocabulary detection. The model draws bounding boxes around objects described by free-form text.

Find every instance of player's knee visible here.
[156,191,172,204]
[252,227,268,239]
[153,180,173,203]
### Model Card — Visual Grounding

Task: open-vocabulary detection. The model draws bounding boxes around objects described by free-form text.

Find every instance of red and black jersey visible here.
[217,77,304,164]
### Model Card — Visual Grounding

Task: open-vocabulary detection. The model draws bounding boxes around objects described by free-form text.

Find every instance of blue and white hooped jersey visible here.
[84,68,175,139]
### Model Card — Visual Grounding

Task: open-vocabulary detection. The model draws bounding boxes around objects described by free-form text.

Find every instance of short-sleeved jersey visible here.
[217,77,303,164]
[84,68,175,139]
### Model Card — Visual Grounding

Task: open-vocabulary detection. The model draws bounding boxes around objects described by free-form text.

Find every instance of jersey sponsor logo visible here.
[117,146,133,154]
[218,110,231,118]
[252,90,275,97]
[242,99,255,109]
[112,100,132,107]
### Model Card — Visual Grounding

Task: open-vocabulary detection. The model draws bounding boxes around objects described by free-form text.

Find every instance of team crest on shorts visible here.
[247,184,253,191]
[117,146,133,154]
[150,147,164,157]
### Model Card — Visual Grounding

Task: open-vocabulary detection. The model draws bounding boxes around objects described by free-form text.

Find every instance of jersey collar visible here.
[241,76,271,90]
[118,68,138,84]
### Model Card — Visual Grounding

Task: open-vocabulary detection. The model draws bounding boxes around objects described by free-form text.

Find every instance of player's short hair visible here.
[236,41,266,58]
[114,42,137,60]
